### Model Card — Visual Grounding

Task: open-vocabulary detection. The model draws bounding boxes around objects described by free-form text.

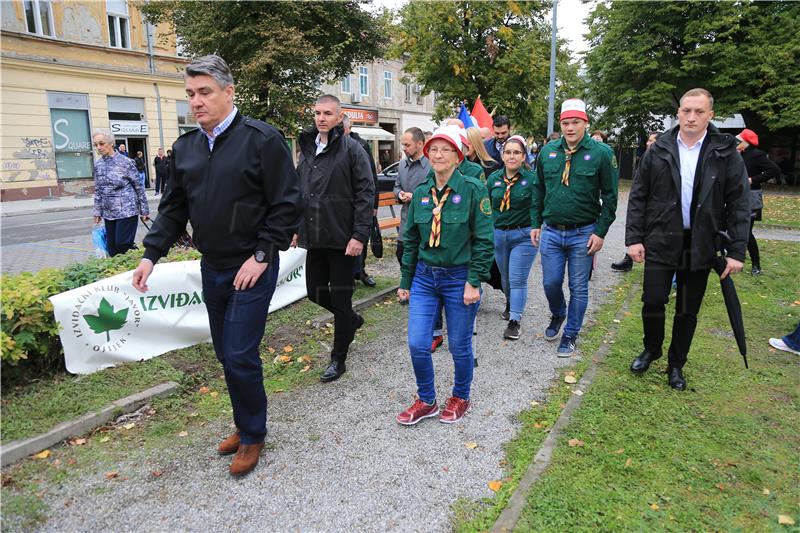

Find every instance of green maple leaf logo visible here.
[83,297,128,342]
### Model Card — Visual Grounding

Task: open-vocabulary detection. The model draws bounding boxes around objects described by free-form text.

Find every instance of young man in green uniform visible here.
[531,99,618,355]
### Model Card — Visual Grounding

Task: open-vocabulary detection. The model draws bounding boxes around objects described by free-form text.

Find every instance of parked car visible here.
[376,161,400,193]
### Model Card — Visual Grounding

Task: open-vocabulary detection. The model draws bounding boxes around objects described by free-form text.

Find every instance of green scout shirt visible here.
[400,169,495,290]
[486,167,538,228]
[425,158,485,183]
[533,133,618,237]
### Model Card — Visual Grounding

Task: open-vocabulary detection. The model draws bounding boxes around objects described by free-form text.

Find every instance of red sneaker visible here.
[439,397,471,424]
[431,335,444,352]
[396,399,439,426]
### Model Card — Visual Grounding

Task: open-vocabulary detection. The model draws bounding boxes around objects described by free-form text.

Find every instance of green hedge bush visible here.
[1,247,201,380]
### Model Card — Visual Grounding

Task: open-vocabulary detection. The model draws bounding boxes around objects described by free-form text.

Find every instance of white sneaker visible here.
[769,337,800,355]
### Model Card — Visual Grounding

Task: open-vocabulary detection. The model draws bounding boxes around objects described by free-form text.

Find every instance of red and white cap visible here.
[423,125,464,162]
[736,129,759,147]
[560,98,588,122]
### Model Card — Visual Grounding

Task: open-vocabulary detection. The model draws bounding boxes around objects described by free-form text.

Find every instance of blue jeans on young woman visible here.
[201,256,280,445]
[494,226,538,322]
[408,262,478,404]
[539,223,595,338]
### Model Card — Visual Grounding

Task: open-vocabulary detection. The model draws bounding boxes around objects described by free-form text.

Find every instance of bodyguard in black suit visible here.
[625,88,750,390]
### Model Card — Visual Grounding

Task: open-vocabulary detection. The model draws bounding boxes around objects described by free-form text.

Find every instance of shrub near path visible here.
[513,240,799,532]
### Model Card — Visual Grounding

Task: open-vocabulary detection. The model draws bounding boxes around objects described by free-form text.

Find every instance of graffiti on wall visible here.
[3,137,57,183]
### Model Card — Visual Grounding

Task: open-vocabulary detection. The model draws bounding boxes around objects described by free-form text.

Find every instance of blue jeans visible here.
[494,226,538,321]
[201,256,280,445]
[408,263,478,404]
[540,223,595,338]
[783,323,800,351]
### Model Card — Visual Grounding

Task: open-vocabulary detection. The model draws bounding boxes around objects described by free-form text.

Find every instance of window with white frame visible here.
[24,0,55,37]
[404,82,412,103]
[383,71,392,99]
[341,75,351,94]
[359,66,369,97]
[107,0,131,49]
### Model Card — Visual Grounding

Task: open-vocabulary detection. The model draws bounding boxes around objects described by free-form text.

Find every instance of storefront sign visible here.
[110,121,150,135]
[342,107,378,125]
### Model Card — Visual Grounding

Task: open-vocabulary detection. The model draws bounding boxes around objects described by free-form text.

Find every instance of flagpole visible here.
[547,0,558,136]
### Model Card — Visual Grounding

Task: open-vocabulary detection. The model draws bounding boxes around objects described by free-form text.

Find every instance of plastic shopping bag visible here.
[92,224,108,258]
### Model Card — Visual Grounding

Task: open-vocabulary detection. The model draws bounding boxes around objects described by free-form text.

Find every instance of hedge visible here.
[1,248,201,377]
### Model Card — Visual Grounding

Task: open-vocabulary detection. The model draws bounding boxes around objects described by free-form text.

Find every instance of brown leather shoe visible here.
[229,442,264,477]
[217,432,240,456]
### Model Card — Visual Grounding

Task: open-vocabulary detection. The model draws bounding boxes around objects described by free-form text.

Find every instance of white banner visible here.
[49,248,307,374]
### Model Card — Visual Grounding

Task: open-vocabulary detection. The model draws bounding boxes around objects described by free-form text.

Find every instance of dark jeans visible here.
[641,233,710,368]
[104,215,138,257]
[155,173,168,194]
[747,218,760,268]
[305,248,357,359]
[201,257,280,445]
[783,323,800,351]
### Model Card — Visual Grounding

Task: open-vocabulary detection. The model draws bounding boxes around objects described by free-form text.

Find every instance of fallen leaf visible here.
[613,319,621,323]
[533,422,543,429]
[274,389,284,393]
[34,450,51,459]
[530,400,540,407]
[716,483,725,491]
[624,458,633,468]
[572,389,584,396]
[623,311,632,316]
[778,515,795,525]
[488,480,503,492]
[465,441,478,450]
[198,386,210,394]
[283,345,294,353]
[568,438,585,447]
[209,391,219,398]
[178,431,188,437]
[151,470,163,478]
[188,411,199,417]
[267,347,276,353]
[650,503,659,511]
[279,355,292,363]
[99,436,110,443]
[325,322,333,328]
[793,300,800,306]
[298,355,312,364]
[105,471,118,479]
[69,438,87,446]
[559,403,567,409]
[763,488,770,495]
[564,375,578,384]
[122,423,135,430]
[52,459,62,467]
[613,448,625,454]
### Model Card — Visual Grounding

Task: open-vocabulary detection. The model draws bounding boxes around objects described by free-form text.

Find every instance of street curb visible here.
[0,381,179,467]
[1,198,161,218]
[490,281,640,533]
[311,285,399,328]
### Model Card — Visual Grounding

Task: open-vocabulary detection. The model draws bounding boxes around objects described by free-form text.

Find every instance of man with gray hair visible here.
[133,55,302,477]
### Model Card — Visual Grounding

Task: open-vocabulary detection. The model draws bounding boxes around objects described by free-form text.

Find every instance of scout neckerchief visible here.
[562,146,579,187]
[500,172,520,211]
[428,185,451,248]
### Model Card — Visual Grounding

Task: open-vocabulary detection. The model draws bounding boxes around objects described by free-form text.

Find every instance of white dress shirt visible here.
[677,130,707,229]
[314,133,327,155]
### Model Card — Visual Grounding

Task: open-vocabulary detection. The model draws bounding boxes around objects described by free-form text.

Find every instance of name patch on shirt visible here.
[494,181,502,187]
[452,194,462,204]
[583,154,592,161]
[521,180,528,186]
[421,197,430,205]
[548,152,558,158]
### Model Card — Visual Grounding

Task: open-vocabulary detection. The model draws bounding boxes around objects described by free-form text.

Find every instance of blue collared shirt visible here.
[203,106,238,151]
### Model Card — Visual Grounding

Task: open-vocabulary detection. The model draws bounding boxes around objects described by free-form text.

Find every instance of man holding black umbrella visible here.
[625,88,750,390]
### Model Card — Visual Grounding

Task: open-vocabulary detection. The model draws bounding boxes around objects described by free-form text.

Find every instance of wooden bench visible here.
[377,191,402,231]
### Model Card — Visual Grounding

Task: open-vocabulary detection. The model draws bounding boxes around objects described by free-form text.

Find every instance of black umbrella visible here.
[713,231,748,368]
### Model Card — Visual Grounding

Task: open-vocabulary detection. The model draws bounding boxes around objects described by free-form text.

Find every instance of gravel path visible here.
[25,198,630,533]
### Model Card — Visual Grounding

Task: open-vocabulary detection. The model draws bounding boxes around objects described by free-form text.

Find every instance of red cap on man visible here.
[560,99,589,122]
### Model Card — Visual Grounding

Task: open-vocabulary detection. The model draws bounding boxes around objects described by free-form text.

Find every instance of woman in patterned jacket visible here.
[92,130,149,256]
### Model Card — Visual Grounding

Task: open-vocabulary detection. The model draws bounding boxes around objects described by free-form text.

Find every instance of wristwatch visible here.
[254,250,267,263]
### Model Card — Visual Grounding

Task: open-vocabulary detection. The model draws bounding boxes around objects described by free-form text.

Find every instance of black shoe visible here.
[750,266,762,276]
[611,255,633,272]
[630,349,662,374]
[359,272,377,287]
[501,302,510,321]
[503,320,521,340]
[320,359,346,383]
[667,366,686,390]
[545,315,566,341]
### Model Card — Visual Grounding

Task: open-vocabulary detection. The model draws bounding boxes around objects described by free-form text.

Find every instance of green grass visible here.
[511,240,800,532]
[756,193,800,229]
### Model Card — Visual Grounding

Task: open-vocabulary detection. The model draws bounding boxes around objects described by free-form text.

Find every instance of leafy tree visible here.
[391,1,584,136]
[140,1,387,135]
[584,1,800,144]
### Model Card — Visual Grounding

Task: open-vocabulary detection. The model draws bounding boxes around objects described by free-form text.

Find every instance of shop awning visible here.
[351,126,395,141]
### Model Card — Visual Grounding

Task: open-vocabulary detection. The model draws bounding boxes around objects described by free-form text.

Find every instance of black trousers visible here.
[641,233,711,369]
[747,218,760,268]
[155,173,168,194]
[104,215,138,257]
[305,248,358,360]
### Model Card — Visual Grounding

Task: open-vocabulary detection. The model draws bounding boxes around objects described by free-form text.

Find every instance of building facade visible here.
[320,58,438,171]
[1,0,191,201]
